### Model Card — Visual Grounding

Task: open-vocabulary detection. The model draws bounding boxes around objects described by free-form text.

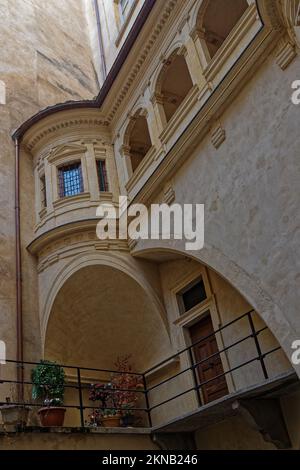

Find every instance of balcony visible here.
[0,310,298,449]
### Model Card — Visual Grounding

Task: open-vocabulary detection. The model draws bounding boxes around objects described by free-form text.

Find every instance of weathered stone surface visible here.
[0,0,98,366]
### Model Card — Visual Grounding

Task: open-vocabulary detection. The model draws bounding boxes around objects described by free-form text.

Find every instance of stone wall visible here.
[0,0,98,368]
[0,428,158,450]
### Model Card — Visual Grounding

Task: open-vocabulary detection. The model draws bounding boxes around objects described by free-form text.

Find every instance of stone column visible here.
[150,92,168,135]
[85,143,99,201]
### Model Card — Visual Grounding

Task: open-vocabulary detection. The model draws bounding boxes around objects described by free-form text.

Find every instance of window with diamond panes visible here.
[58,162,83,198]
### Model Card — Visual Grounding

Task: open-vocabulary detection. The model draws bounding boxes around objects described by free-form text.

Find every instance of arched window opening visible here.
[128,113,152,173]
[160,54,194,122]
[200,0,248,59]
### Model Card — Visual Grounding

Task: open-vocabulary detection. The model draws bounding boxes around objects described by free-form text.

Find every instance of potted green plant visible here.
[31,360,66,427]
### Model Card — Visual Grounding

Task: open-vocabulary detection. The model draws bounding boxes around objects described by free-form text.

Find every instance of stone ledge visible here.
[152,370,298,434]
[0,425,151,435]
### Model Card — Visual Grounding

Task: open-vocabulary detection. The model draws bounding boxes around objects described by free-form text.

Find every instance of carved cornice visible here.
[37,230,129,273]
[28,218,129,262]
[211,122,226,149]
[162,182,175,205]
[106,0,178,123]
[276,38,297,69]
[25,117,108,153]
[47,143,88,163]
[256,0,284,31]
[280,0,300,47]
[129,21,283,206]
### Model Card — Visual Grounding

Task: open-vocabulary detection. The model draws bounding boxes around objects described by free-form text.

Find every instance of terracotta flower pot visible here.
[101,414,121,427]
[38,407,66,427]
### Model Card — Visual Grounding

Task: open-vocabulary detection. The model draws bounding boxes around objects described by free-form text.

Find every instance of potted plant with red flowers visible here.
[88,382,121,427]
[31,360,66,427]
[111,355,143,427]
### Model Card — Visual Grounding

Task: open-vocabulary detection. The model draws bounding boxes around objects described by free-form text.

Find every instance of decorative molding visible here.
[98,191,114,202]
[119,144,131,156]
[276,39,297,69]
[163,182,175,205]
[128,237,138,250]
[177,14,190,34]
[211,122,226,149]
[177,44,188,56]
[37,230,129,272]
[48,143,87,163]
[279,0,300,49]
[52,192,91,209]
[106,0,178,123]
[129,22,281,207]
[257,0,284,31]
[189,26,205,42]
[25,117,109,153]
[38,207,47,220]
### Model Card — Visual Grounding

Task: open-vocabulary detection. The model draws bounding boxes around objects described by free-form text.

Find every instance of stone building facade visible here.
[0,0,300,450]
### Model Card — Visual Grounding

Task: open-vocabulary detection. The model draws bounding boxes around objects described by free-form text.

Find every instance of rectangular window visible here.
[96,160,109,192]
[58,162,83,198]
[177,278,207,313]
[40,175,47,208]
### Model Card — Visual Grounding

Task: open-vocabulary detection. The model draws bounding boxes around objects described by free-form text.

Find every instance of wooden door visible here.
[189,314,228,404]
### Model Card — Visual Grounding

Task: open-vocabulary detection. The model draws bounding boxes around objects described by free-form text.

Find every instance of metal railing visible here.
[0,310,282,428]
[143,309,279,414]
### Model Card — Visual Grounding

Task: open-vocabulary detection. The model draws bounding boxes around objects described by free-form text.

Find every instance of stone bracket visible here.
[276,40,297,70]
[211,122,226,149]
[152,432,196,450]
[232,398,291,449]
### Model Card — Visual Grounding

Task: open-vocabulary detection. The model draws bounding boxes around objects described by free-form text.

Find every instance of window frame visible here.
[57,160,84,199]
[96,159,109,192]
[177,276,207,315]
[40,174,47,209]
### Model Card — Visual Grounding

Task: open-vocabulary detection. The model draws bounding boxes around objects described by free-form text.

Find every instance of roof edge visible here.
[12,0,157,141]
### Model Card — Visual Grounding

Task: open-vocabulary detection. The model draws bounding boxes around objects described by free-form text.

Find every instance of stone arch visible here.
[154,48,194,123]
[280,0,300,46]
[131,238,299,377]
[42,250,170,352]
[255,0,286,30]
[195,0,249,60]
[149,40,185,97]
[123,108,152,173]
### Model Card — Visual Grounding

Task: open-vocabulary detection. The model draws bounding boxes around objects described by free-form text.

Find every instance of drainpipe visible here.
[14,138,24,403]
[94,0,107,82]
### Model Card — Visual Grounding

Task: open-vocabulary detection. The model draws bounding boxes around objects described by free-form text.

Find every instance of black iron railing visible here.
[0,310,282,428]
